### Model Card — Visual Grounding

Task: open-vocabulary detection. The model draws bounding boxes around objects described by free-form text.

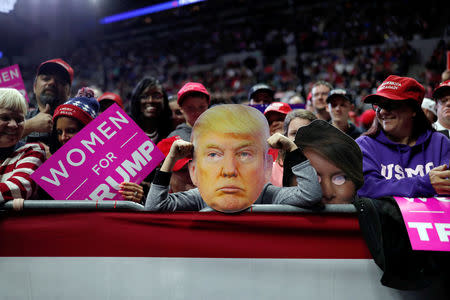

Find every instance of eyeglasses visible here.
[372,101,404,113]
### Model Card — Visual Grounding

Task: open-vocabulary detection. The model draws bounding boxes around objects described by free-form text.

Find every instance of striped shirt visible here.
[0,143,46,202]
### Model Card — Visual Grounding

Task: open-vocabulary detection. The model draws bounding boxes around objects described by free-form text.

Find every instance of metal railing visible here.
[1,200,145,211]
[1,200,356,213]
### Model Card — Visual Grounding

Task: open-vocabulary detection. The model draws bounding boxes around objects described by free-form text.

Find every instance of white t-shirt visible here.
[433,121,450,136]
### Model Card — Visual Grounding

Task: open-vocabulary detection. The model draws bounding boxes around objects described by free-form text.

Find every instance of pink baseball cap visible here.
[263,102,292,116]
[177,82,210,106]
[363,75,425,106]
[37,58,74,85]
[432,79,450,100]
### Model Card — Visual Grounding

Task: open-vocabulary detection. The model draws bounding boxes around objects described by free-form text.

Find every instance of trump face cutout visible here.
[189,105,272,213]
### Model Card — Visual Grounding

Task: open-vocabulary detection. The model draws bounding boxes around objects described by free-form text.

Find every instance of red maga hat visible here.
[432,80,450,100]
[37,58,74,85]
[263,102,292,116]
[177,82,210,106]
[363,75,425,106]
[98,92,124,109]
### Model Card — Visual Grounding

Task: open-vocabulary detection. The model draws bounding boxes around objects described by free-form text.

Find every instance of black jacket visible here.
[353,196,450,290]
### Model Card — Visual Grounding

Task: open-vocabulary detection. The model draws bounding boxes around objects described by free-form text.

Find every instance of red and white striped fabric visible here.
[0,143,46,201]
[1,211,448,299]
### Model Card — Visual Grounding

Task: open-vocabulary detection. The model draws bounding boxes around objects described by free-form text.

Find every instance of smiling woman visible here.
[356,75,450,199]
[130,77,172,144]
[0,88,45,202]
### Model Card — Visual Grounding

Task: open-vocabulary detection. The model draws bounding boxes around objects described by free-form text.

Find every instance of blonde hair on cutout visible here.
[0,88,27,115]
[192,104,270,149]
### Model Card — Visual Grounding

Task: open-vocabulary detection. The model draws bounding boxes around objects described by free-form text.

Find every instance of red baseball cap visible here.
[363,75,425,106]
[359,109,376,129]
[432,80,450,100]
[263,102,292,116]
[98,92,124,109]
[37,58,74,85]
[177,82,210,106]
[156,136,191,172]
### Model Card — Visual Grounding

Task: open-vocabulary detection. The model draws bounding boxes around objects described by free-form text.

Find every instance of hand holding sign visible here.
[429,165,450,195]
[119,182,144,203]
[32,104,165,201]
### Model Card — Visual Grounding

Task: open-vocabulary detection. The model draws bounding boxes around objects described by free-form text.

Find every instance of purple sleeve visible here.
[356,136,436,199]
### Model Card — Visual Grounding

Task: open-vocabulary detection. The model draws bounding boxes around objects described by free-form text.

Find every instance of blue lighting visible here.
[100,0,206,24]
[0,51,3,59]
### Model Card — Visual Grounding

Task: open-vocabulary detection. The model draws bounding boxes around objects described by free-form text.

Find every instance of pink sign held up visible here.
[0,64,30,102]
[394,196,450,252]
[32,104,165,201]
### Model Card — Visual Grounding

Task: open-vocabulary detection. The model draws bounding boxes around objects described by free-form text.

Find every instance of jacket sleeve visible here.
[268,149,322,207]
[356,137,435,199]
[0,143,46,202]
[144,169,205,211]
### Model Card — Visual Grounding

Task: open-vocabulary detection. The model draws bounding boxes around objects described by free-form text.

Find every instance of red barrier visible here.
[0,211,371,258]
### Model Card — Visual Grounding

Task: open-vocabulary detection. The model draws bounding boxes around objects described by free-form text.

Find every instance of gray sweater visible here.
[145,149,322,211]
[167,123,192,142]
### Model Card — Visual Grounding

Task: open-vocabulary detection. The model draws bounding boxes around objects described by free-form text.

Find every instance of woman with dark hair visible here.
[130,77,172,143]
[356,75,450,198]
[284,119,364,204]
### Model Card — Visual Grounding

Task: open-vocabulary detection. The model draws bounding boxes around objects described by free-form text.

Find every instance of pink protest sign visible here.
[394,196,450,252]
[0,64,30,102]
[31,104,165,201]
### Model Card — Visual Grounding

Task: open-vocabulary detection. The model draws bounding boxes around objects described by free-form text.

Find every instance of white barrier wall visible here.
[0,257,447,300]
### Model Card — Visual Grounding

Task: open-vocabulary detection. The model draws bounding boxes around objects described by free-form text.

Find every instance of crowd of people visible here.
[6,0,447,119]
[1,35,449,292]
[1,55,449,210]
[0,1,449,292]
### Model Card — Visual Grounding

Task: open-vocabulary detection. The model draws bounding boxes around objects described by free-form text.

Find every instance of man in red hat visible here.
[22,58,73,145]
[263,102,292,135]
[432,80,450,138]
[97,92,124,113]
[167,82,210,141]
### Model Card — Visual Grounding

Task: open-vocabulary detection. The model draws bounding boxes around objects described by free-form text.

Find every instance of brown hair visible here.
[293,120,364,190]
[365,99,433,138]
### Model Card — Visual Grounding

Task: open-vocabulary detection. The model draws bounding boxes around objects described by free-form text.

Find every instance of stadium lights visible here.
[0,0,17,13]
[99,0,206,24]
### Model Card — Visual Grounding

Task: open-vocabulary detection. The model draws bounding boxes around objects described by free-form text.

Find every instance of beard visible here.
[39,93,60,112]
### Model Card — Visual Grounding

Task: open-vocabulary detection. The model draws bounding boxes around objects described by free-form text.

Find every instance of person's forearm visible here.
[21,119,36,138]
[145,169,203,211]
[160,155,177,172]
[357,173,434,198]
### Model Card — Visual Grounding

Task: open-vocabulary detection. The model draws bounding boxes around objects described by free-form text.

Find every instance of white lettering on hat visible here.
[378,81,402,92]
